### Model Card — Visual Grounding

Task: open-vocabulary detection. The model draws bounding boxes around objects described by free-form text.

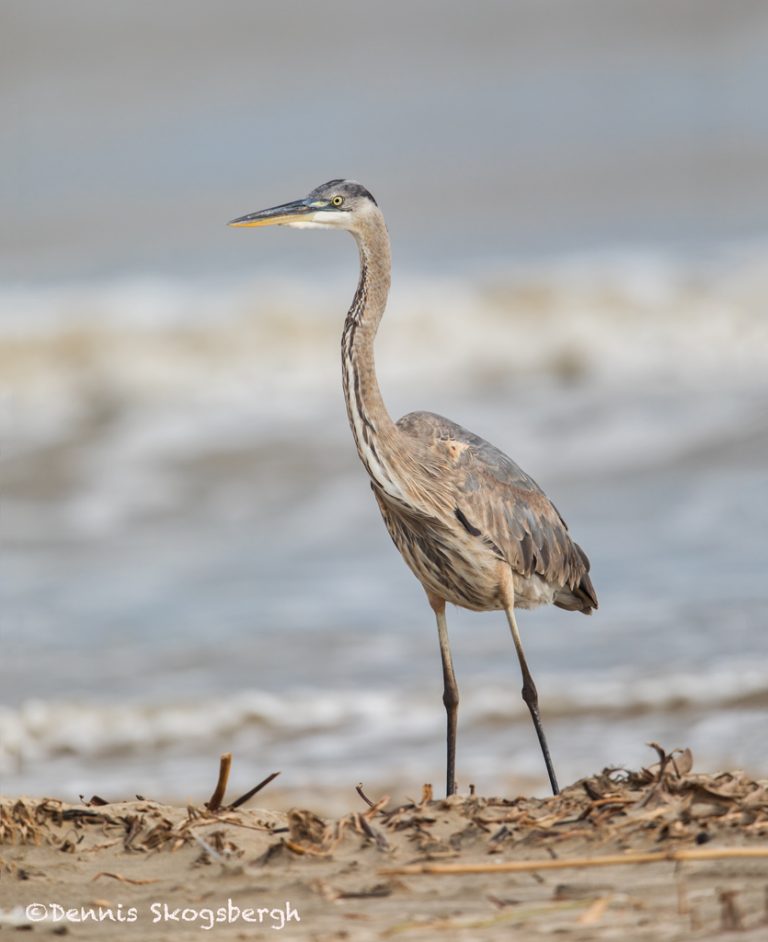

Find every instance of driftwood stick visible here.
[381,845,768,877]
[205,753,233,811]
[356,783,376,808]
[227,771,280,810]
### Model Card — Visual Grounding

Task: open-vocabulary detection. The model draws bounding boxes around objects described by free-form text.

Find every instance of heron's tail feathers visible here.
[553,544,598,614]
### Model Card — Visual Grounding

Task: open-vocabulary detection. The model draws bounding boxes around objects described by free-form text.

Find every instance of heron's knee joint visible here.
[521,680,538,709]
[443,687,459,710]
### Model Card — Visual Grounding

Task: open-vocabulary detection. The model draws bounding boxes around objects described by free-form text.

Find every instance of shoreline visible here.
[3,750,768,940]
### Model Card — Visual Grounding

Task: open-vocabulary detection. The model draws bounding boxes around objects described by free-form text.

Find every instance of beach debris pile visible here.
[2,747,768,937]
[1,745,767,870]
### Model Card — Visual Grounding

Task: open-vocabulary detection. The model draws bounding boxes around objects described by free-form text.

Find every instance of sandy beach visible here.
[2,748,767,940]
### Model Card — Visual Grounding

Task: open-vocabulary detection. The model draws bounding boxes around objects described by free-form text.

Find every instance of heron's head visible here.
[228,180,378,233]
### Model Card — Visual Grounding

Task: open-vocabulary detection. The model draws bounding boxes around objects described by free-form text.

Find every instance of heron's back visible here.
[373,411,597,614]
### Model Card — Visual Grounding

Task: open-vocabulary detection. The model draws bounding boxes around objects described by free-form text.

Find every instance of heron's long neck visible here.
[341,213,404,499]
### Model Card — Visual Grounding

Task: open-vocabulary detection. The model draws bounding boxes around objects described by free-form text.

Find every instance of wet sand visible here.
[2,749,767,940]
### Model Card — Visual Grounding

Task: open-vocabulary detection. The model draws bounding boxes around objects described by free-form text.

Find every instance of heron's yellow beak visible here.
[228,198,315,228]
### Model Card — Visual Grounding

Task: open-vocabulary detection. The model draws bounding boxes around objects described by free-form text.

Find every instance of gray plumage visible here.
[230,179,598,797]
[389,410,597,614]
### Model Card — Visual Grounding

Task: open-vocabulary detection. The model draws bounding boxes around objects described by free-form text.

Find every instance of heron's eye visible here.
[331,195,344,207]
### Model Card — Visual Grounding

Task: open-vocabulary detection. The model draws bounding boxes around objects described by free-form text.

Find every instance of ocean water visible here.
[2,1,768,802]
[2,250,767,800]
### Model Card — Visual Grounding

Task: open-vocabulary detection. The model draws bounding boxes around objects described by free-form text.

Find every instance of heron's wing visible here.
[396,411,597,612]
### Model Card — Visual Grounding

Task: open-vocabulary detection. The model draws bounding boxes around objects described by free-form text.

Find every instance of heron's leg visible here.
[427,593,459,797]
[504,605,560,796]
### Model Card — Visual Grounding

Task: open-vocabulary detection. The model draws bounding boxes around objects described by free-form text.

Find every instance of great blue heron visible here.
[229,179,598,797]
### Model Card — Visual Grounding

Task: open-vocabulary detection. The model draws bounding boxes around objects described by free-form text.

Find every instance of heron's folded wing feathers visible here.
[397,411,597,609]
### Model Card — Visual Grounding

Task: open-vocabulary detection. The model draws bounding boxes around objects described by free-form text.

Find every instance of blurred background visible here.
[2,0,767,807]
